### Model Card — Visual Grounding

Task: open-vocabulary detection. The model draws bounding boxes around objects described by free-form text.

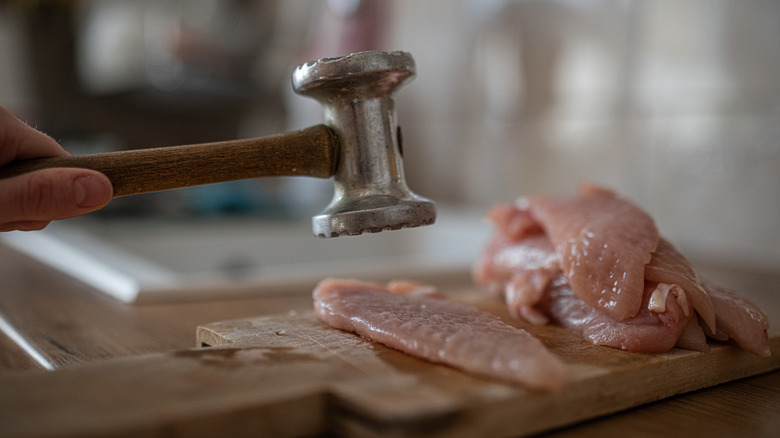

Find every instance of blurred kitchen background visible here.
[1,0,779,276]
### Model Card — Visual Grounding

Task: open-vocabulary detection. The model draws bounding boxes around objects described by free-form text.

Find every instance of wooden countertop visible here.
[0,241,778,437]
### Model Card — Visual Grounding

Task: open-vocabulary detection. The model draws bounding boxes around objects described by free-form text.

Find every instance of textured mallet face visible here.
[293,51,437,238]
[312,194,437,237]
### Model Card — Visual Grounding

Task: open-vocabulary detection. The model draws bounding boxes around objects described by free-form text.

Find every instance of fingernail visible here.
[74,175,109,208]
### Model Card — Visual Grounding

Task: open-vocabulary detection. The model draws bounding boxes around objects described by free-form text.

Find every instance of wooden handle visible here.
[0,124,339,197]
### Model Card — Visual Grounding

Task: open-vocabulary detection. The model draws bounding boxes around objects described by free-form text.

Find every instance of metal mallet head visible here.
[293,51,437,237]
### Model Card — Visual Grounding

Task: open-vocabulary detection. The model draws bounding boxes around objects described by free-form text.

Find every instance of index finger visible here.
[0,106,70,166]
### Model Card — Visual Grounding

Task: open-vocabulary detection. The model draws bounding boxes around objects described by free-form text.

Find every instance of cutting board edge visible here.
[195,313,780,437]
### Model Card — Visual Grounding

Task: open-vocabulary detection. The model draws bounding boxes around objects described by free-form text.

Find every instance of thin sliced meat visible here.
[701,279,771,357]
[386,280,444,298]
[313,278,567,391]
[645,238,716,332]
[486,202,543,240]
[538,278,692,353]
[675,318,710,352]
[473,233,519,294]
[474,203,555,296]
[476,187,771,357]
[528,185,660,321]
[474,231,560,325]
[504,269,554,325]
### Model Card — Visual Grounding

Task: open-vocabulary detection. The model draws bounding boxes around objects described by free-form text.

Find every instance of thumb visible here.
[0,168,113,231]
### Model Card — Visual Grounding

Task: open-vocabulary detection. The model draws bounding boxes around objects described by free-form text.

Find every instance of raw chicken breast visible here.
[527,185,660,321]
[313,278,567,391]
[474,228,709,353]
[538,278,692,353]
[701,280,771,357]
[485,202,543,240]
[474,185,771,357]
[675,319,710,352]
[645,238,716,332]
[473,230,560,325]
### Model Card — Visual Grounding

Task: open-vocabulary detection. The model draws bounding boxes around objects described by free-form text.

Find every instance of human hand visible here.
[0,106,112,231]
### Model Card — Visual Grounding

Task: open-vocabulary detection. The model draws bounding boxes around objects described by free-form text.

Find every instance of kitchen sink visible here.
[1,207,491,303]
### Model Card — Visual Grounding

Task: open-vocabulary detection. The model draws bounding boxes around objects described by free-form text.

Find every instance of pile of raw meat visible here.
[313,185,770,392]
[474,184,770,356]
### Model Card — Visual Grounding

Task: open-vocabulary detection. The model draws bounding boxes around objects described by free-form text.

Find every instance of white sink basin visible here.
[1,207,491,303]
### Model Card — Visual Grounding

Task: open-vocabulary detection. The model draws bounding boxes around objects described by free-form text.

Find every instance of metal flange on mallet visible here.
[293,51,436,237]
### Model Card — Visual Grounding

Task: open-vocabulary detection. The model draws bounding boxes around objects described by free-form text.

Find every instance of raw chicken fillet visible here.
[475,185,771,356]
[313,278,566,391]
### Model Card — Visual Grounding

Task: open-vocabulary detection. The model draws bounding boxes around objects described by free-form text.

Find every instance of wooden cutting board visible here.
[195,292,780,438]
[1,290,777,438]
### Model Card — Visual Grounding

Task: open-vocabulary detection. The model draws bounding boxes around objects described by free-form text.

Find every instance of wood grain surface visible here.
[194,304,780,437]
[0,291,777,437]
[0,242,778,437]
